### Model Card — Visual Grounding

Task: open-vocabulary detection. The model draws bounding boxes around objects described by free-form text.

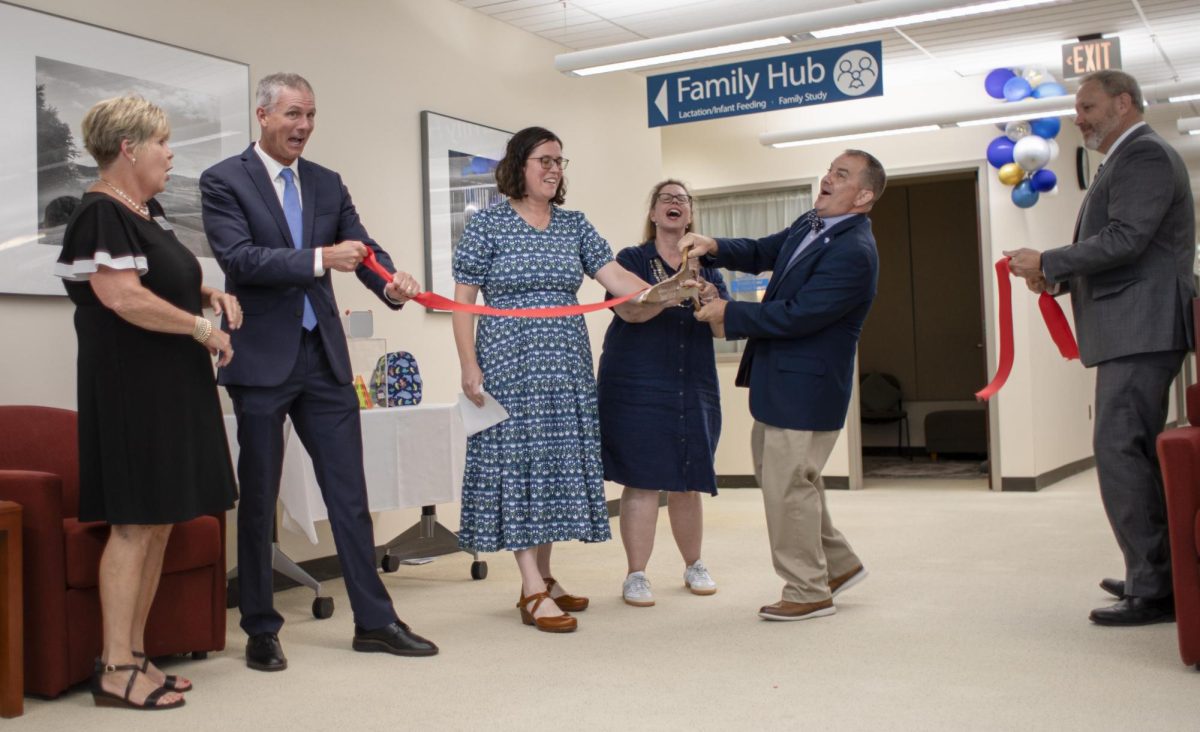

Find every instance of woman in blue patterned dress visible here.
[452,127,664,632]
[598,180,728,609]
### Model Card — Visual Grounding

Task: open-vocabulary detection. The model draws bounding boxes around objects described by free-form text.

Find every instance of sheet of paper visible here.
[457,391,510,436]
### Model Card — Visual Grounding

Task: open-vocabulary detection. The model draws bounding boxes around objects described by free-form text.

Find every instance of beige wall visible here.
[0,0,661,560]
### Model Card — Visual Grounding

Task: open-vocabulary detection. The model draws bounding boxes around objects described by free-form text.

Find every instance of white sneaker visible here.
[623,571,655,607]
[683,560,717,595]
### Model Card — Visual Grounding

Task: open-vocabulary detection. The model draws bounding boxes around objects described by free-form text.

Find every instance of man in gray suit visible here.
[1007,70,1195,626]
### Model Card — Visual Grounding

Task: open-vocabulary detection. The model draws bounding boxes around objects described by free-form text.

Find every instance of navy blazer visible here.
[200,144,400,387]
[715,213,878,431]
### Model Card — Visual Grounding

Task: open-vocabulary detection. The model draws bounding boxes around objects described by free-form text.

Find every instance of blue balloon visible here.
[1032,82,1067,98]
[987,136,1015,169]
[1031,169,1058,192]
[1003,77,1032,101]
[985,68,1016,99]
[1030,117,1061,139]
[1012,180,1040,208]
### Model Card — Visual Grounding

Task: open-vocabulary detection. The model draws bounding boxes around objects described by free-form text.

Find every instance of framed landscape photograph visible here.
[0,2,250,296]
[420,111,511,306]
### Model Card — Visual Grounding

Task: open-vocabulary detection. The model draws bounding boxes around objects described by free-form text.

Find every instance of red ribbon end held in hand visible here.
[975,257,1079,401]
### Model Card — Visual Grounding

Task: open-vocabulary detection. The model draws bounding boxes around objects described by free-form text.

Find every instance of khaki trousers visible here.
[751,421,860,603]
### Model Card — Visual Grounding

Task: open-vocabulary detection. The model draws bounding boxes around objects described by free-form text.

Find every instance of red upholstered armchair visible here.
[1156,383,1200,670]
[0,405,227,698]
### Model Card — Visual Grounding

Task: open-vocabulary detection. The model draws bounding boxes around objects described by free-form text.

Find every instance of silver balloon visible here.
[1013,135,1051,171]
[1005,120,1032,142]
[1047,138,1060,161]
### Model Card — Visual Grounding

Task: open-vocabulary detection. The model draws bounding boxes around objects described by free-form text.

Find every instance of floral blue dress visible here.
[453,200,614,552]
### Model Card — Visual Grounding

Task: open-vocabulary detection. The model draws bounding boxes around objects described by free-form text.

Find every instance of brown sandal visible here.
[544,576,589,612]
[517,591,577,633]
[132,650,192,692]
[90,659,186,710]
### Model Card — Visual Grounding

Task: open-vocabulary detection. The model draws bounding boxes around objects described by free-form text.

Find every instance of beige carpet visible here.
[16,470,1200,731]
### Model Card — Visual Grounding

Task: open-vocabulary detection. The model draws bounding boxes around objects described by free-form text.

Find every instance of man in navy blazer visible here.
[201,73,437,670]
[681,150,885,621]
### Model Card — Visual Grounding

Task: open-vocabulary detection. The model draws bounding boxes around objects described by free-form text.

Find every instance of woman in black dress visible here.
[597,180,728,608]
[55,96,239,710]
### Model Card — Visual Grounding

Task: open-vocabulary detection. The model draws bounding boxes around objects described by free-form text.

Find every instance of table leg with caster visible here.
[380,505,486,580]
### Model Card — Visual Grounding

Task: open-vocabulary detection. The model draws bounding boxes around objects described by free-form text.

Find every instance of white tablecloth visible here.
[223,404,466,544]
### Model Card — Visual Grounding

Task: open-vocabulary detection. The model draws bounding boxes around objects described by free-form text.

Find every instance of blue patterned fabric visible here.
[452,200,614,552]
[370,351,423,406]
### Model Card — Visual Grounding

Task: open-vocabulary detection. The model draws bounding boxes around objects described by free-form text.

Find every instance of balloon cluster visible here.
[984,67,1067,209]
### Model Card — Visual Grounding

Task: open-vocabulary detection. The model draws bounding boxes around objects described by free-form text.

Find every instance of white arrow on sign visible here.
[654,81,669,122]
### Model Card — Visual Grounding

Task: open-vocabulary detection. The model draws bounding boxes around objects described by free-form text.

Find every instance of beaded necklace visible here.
[99,179,150,218]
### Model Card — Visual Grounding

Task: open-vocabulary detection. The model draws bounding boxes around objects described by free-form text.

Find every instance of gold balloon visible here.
[998,163,1024,186]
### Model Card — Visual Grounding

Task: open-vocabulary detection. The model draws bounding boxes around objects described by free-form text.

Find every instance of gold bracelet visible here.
[192,316,213,344]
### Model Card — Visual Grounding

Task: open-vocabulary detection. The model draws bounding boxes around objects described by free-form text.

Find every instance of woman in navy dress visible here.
[597,180,728,607]
[452,127,664,632]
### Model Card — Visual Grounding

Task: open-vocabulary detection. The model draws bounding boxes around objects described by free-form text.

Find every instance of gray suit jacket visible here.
[1041,124,1195,367]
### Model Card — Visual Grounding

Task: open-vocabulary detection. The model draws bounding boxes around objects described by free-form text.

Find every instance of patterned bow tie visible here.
[806,209,825,235]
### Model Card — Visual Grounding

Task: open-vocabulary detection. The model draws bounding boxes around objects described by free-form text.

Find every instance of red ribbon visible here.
[976,257,1079,401]
[361,249,644,318]
[1037,290,1080,360]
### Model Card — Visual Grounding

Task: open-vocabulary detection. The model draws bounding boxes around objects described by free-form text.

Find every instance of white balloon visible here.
[1005,120,1032,142]
[1013,135,1051,171]
[1048,138,1060,161]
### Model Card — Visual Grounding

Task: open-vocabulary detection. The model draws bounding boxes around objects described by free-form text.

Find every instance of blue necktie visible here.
[280,168,317,331]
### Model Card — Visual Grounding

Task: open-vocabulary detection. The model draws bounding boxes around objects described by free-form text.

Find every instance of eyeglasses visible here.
[655,193,692,205]
[528,156,569,170]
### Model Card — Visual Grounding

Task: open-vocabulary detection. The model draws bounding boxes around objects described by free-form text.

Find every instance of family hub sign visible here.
[646,41,883,127]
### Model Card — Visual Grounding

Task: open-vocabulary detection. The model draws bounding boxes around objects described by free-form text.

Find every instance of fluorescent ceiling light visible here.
[1179,118,1200,136]
[957,107,1075,126]
[573,37,788,76]
[772,125,942,148]
[555,0,1064,76]
[1169,93,1200,103]
[762,80,1200,148]
[811,0,1060,39]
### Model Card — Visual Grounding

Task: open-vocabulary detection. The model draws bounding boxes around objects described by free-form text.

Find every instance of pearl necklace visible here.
[99,179,150,218]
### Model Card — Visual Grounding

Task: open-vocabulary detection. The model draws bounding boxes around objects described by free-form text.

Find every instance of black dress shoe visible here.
[353,621,438,657]
[246,633,287,672]
[1089,596,1175,626]
[1100,578,1125,599]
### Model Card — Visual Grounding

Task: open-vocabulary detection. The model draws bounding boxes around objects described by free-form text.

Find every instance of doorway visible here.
[857,171,990,486]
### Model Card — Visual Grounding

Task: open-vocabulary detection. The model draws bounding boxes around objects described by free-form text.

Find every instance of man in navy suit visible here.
[201,72,437,670]
[680,150,885,621]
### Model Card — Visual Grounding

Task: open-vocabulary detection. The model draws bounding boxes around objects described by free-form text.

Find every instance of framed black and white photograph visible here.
[0,2,250,296]
[420,111,511,304]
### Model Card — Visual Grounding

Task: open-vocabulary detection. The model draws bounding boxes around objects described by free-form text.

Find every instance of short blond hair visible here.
[81,95,169,168]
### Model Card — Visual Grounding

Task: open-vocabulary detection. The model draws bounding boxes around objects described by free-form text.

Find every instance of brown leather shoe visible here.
[517,591,577,633]
[758,599,836,621]
[544,576,589,612]
[829,565,868,598]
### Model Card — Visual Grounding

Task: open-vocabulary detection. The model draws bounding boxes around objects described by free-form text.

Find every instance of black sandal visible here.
[90,659,186,710]
[132,650,193,692]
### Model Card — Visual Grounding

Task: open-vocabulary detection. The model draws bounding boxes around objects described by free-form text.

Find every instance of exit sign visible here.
[1062,37,1121,79]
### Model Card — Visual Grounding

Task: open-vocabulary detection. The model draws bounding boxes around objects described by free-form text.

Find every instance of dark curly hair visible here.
[495,126,566,205]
